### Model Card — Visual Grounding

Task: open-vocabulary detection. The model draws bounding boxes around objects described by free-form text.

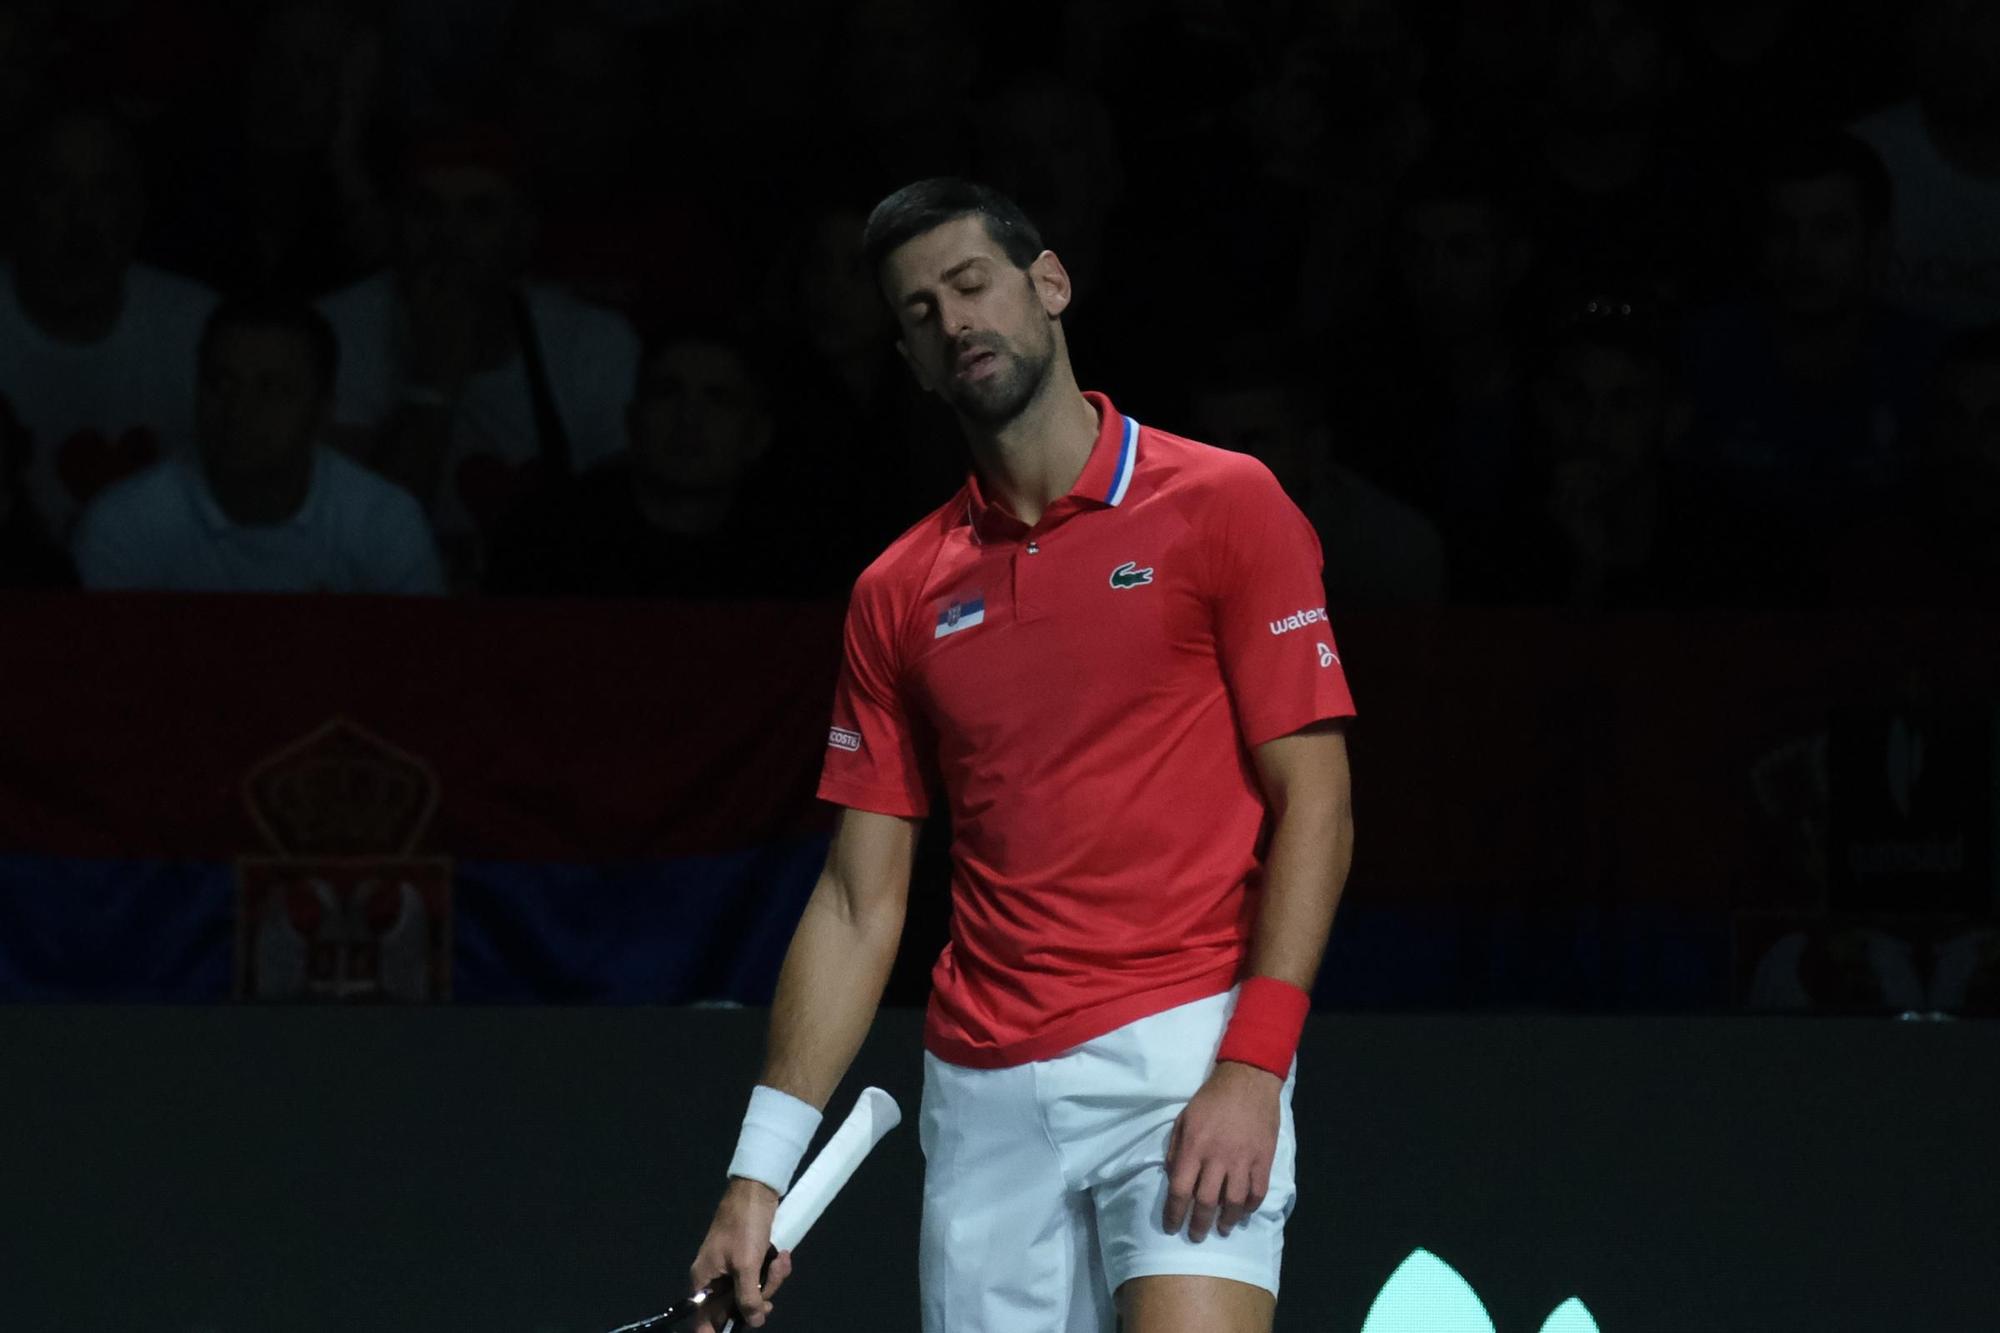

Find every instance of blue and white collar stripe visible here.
[1105,415,1139,506]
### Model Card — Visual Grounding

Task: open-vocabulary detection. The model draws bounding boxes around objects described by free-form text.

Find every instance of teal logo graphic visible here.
[1109,561,1154,589]
[1361,1249,1598,1333]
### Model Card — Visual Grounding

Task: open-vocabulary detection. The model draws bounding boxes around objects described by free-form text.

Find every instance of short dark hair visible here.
[198,298,341,399]
[861,177,1046,288]
[1756,130,1895,236]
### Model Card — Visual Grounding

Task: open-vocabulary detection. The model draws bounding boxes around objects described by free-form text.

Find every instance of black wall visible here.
[3,1008,1992,1333]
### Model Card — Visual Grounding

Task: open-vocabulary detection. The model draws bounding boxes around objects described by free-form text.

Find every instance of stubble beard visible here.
[946,328,1056,427]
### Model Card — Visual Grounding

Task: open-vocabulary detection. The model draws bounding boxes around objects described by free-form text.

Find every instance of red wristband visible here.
[1216,976,1311,1077]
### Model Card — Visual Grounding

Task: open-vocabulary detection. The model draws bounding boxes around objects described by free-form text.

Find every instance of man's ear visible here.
[1028,250,1073,319]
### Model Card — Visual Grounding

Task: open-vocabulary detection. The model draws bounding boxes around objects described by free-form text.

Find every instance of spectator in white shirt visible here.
[0,103,218,537]
[316,123,638,578]
[1850,0,2000,326]
[73,298,444,594]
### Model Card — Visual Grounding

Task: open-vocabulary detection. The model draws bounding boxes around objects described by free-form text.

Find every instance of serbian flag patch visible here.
[935,596,985,639]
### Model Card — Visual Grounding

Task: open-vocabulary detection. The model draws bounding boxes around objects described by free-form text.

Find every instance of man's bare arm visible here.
[688,805,919,1328]
[758,805,921,1107]
[1164,719,1352,1244]
[1242,718,1354,991]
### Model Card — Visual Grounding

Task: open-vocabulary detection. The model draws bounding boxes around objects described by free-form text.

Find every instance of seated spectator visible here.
[0,394,74,588]
[761,202,961,570]
[1851,0,2000,325]
[1188,350,1445,609]
[1334,146,1536,584]
[1682,131,1943,598]
[316,123,639,577]
[1524,0,1718,304]
[145,0,392,299]
[72,298,444,594]
[0,104,218,537]
[487,327,841,600]
[1502,298,1749,609]
[499,0,737,321]
[1835,324,2000,607]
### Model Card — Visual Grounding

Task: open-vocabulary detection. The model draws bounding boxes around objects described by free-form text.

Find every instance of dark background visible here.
[1,0,1996,1014]
[3,1007,1994,1333]
[3,4,1999,1329]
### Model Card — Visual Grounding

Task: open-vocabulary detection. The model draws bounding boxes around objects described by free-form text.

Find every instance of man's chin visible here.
[950,387,1030,426]
[947,361,1050,426]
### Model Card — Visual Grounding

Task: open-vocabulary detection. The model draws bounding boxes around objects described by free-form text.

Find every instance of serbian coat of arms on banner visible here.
[235,718,452,1001]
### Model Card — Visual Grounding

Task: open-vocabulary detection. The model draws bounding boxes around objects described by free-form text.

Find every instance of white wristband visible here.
[727,1085,822,1195]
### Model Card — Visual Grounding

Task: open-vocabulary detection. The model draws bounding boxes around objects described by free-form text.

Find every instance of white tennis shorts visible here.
[917,987,1298,1333]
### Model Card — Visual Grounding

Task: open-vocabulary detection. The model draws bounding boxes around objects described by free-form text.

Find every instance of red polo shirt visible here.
[818,391,1355,1067]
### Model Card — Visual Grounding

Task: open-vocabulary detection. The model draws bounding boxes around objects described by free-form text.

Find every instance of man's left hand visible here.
[1163,1059,1282,1242]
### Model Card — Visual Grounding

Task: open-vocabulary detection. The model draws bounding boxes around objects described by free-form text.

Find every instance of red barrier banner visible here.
[2,593,1994,913]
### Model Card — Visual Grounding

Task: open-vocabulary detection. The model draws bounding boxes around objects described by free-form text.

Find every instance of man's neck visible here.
[963,363,1100,528]
[13,268,125,346]
[203,454,316,527]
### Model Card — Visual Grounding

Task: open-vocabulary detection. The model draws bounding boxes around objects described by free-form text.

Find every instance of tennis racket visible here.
[605,1086,903,1332]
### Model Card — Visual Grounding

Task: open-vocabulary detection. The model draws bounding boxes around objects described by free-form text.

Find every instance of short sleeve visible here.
[816,580,932,818]
[1206,461,1357,748]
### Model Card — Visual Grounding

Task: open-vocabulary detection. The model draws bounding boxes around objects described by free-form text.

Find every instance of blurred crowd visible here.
[1,0,1998,609]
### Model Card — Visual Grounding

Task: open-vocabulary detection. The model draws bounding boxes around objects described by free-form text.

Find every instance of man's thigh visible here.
[1048,992,1298,1307]
[919,1054,1112,1333]
[1118,1273,1275,1333]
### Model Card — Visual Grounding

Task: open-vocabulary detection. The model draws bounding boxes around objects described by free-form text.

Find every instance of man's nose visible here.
[937,295,976,338]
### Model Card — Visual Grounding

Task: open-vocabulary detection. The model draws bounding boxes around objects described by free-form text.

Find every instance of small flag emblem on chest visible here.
[935,596,986,638]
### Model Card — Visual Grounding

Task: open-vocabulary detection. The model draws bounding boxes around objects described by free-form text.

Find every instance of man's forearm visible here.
[1244,793,1353,992]
[756,871,907,1111]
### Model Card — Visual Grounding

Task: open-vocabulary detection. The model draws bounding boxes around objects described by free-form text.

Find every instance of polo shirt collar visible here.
[963,390,1140,544]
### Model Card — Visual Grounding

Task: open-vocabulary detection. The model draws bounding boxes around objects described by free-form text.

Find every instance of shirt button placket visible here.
[1016,536,1043,621]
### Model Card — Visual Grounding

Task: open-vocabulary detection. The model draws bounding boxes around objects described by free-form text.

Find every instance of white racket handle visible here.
[769,1086,902,1252]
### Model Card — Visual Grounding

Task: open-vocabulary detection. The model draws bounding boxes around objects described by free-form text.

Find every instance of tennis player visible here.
[690,178,1355,1333]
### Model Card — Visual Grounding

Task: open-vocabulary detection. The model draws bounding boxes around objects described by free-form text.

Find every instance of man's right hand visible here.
[689,1177,793,1329]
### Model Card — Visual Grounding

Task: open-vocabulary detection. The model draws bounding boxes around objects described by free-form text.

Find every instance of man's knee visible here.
[1116,1273,1275,1333]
